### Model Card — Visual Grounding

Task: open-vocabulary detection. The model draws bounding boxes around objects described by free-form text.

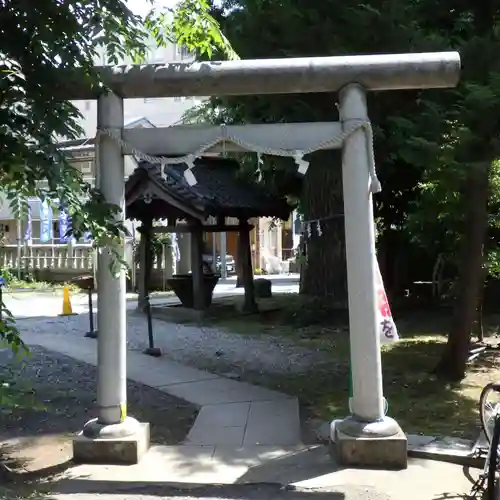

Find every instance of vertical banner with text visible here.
[348,256,398,404]
[39,200,53,243]
[59,208,72,243]
[24,205,32,246]
[376,258,399,344]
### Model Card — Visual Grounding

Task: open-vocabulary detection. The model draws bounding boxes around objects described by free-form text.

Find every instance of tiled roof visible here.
[126,156,292,220]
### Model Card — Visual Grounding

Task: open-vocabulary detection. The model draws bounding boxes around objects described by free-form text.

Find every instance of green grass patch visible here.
[4,279,81,295]
[199,292,500,439]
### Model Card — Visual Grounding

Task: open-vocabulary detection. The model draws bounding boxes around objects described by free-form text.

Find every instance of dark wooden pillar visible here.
[137,233,146,308]
[137,218,153,311]
[235,233,243,288]
[254,219,261,272]
[142,217,153,313]
[190,222,205,310]
[238,219,257,313]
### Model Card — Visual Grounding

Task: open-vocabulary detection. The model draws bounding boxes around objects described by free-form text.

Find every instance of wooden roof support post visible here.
[190,222,205,311]
[238,219,257,314]
[218,216,227,280]
[141,217,161,357]
[137,223,148,312]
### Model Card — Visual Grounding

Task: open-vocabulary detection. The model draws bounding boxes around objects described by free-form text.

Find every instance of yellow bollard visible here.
[59,285,76,316]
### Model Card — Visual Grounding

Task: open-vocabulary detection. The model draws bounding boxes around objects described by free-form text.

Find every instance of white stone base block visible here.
[73,421,150,465]
[331,416,408,470]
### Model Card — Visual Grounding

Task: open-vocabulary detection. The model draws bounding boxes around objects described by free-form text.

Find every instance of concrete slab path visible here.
[21,330,302,449]
[49,445,476,498]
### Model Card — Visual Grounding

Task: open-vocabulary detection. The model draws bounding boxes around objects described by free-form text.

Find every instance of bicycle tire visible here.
[480,382,500,444]
[487,415,500,500]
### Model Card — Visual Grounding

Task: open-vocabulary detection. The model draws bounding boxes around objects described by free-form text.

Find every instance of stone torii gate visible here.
[61,51,461,468]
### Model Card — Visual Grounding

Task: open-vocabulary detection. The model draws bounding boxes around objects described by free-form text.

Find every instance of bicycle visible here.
[470,382,500,499]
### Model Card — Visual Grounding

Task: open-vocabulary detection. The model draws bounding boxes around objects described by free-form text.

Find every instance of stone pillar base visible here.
[331,416,408,470]
[73,418,150,465]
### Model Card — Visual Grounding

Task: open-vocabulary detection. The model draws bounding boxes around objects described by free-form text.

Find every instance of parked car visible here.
[202,253,236,276]
[216,254,235,275]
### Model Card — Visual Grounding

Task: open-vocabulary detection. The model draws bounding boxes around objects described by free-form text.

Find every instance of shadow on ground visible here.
[1,445,476,500]
[0,346,198,475]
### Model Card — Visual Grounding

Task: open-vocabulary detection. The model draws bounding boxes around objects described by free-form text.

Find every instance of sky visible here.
[126,0,180,18]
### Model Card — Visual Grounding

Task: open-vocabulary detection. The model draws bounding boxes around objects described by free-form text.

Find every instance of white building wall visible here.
[73,42,204,138]
[0,41,204,229]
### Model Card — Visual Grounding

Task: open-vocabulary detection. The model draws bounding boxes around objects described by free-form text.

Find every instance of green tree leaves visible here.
[0,0,236,352]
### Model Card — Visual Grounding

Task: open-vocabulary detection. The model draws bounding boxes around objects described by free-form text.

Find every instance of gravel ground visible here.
[14,310,328,376]
[0,345,198,450]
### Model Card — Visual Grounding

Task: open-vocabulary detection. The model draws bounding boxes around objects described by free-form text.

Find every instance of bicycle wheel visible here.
[487,415,500,500]
[480,383,500,444]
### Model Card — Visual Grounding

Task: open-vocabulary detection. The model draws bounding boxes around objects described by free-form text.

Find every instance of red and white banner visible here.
[375,259,399,344]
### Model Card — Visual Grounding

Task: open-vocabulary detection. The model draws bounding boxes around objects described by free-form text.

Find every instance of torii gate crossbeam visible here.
[57,51,459,99]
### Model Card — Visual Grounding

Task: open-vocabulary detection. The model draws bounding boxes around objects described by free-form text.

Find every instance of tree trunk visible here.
[476,298,484,342]
[474,262,487,342]
[300,150,347,301]
[434,162,490,381]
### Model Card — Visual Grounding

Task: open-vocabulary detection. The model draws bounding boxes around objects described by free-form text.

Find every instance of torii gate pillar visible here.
[73,92,150,464]
[333,83,406,469]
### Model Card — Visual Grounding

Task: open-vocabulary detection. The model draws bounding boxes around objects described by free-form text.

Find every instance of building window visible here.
[73,160,93,176]
[176,45,191,59]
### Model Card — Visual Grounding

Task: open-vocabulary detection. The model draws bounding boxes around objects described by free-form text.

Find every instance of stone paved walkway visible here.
[20,330,302,449]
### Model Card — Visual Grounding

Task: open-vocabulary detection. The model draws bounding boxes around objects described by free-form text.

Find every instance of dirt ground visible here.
[0,346,198,473]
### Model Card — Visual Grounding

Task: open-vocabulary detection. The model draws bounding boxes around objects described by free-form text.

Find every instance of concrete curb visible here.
[407,435,482,468]
[313,420,482,468]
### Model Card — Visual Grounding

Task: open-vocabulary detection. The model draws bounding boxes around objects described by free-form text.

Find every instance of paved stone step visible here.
[185,399,301,447]
[243,399,301,446]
